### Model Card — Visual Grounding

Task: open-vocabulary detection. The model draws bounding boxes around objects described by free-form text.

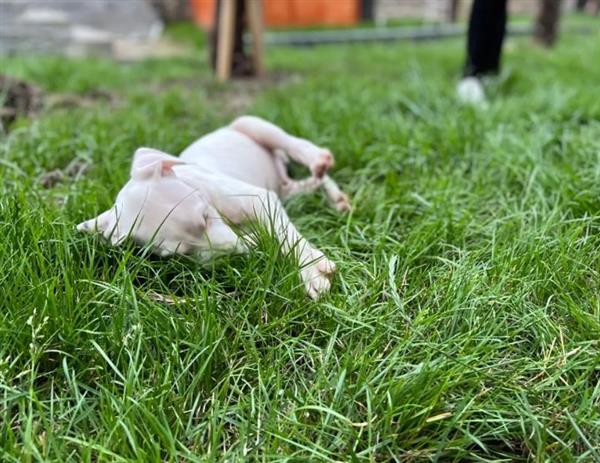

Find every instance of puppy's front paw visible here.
[300,254,336,300]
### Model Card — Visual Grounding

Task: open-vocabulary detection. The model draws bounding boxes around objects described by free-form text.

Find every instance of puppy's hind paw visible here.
[311,149,334,179]
[333,192,351,213]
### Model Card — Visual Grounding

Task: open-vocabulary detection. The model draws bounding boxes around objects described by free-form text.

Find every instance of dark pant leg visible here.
[464,0,508,77]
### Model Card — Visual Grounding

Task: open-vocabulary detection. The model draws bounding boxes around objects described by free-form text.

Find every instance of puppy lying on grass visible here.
[77,116,350,299]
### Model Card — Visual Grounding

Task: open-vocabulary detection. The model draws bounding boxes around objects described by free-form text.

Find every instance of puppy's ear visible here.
[76,208,114,234]
[131,147,183,180]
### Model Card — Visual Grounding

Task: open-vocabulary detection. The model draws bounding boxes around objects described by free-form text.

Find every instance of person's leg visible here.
[464,0,508,77]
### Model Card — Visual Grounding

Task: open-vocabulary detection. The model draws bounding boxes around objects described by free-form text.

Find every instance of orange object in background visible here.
[190,0,359,29]
[191,0,216,27]
[263,0,358,26]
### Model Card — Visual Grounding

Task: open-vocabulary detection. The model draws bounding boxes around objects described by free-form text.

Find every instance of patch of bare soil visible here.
[213,71,302,114]
[153,71,301,115]
[0,75,43,130]
[39,159,90,189]
[1,74,123,132]
[45,88,121,111]
[112,37,191,62]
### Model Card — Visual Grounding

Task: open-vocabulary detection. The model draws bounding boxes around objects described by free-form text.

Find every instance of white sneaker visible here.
[457,76,487,106]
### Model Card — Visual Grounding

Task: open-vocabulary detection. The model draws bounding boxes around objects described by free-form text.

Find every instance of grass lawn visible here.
[1,20,600,462]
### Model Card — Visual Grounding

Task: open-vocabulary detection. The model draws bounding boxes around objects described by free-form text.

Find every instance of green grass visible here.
[1,21,600,461]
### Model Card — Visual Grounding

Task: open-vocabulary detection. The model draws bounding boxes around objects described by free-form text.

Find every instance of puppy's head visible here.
[77,147,209,256]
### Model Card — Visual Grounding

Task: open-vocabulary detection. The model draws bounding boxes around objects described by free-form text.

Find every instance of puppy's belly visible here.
[179,128,282,192]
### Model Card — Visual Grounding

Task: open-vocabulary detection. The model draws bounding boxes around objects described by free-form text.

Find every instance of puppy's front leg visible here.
[202,212,249,255]
[176,168,336,298]
[244,190,336,299]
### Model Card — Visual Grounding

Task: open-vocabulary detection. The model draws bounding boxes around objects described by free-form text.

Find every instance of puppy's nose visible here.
[76,221,90,231]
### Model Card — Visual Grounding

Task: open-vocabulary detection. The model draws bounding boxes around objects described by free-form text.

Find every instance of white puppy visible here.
[77,116,350,299]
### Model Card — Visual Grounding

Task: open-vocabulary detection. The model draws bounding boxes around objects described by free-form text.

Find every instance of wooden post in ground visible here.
[246,0,265,76]
[216,0,236,81]
[214,0,265,81]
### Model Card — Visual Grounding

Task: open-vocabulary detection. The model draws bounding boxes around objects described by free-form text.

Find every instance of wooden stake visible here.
[216,0,236,81]
[246,0,265,76]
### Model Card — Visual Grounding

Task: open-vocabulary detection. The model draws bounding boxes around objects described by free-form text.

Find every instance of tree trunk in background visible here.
[534,0,562,47]
[146,0,191,22]
[449,0,461,22]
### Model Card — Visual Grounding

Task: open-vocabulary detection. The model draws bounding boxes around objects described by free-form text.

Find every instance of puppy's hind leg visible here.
[230,116,334,178]
[210,181,336,299]
[280,176,323,199]
[322,176,351,212]
[279,173,350,213]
